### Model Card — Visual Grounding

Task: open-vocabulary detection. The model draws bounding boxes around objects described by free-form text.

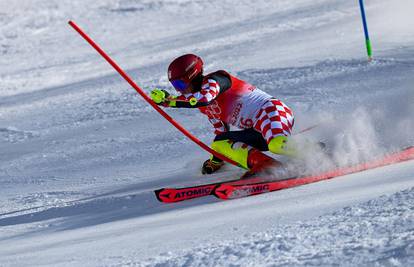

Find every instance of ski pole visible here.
[168,97,198,106]
[358,0,372,61]
[68,21,243,169]
[295,124,319,135]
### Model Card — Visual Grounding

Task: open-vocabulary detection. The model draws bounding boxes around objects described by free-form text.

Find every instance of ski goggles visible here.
[170,79,189,92]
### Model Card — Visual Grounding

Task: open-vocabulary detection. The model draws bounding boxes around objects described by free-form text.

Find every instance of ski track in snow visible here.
[1,0,414,266]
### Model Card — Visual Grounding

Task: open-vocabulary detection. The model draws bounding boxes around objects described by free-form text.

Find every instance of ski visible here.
[155,183,221,203]
[155,177,268,203]
[214,146,414,200]
[155,146,414,203]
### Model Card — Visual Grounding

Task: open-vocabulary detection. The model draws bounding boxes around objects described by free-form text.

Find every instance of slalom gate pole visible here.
[358,0,373,61]
[68,21,243,169]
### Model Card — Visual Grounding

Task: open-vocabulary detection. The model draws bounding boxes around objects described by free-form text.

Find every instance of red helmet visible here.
[168,54,203,91]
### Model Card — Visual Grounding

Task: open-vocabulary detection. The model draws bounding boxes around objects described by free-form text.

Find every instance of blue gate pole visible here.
[359,0,372,61]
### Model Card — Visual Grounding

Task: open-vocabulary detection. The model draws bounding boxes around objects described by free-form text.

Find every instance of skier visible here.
[150,54,296,175]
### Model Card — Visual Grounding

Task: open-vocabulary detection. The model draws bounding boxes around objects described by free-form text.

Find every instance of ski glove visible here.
[150,89,177,107]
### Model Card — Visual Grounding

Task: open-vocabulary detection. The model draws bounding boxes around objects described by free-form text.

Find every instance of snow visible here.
[1,0,414,266]
[144,187,414,267]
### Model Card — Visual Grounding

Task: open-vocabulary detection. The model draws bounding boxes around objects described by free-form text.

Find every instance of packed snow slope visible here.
[1,0,414,266]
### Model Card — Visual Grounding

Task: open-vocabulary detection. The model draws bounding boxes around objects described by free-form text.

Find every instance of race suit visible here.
[173,70,294,144]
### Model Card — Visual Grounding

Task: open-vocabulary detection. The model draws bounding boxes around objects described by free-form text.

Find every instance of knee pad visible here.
[211,140,249,169]
[268,136,297,157]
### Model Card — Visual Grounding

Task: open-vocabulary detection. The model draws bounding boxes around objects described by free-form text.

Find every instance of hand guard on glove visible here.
[150,89,176,107]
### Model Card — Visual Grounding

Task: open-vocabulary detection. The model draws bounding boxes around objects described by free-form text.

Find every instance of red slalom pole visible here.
[68,21,243,169]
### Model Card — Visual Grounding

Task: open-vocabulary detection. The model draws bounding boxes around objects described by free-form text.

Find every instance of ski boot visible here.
[201,159,224,174]
[241,148,282,178]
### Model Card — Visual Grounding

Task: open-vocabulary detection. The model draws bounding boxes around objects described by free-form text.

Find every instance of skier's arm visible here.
[150,74,231,108]
[174,74,231,108]
[210,117,229,135]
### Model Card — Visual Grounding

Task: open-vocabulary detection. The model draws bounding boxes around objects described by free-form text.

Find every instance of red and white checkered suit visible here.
[254,99,294,143]
[181,79,220,103]
[177,79,225,134]
[175,75,294,142]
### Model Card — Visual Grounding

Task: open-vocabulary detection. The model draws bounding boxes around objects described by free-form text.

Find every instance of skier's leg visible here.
[202,127,289,174]
[208,138,282,175]
[205,129,280,173]
[204,129,267,172]
[254,99,297,157]
[268,135,298,157]
[210,140,250,169]
[214,128,269,151]
[202,129,270,174]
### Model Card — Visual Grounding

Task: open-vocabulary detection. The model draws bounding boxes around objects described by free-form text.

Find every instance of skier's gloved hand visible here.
[150,89,169,104]
[150,89,177,107]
